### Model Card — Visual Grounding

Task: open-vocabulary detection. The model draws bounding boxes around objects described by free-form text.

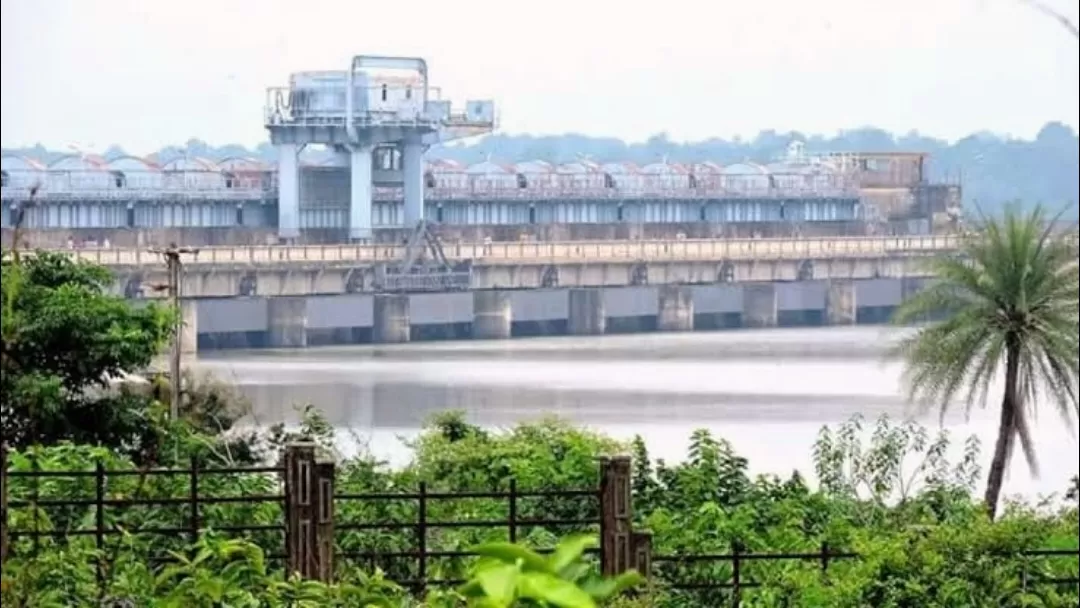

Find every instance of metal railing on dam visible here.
[55,235,970,267]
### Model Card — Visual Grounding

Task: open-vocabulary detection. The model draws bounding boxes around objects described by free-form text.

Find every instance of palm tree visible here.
[893,204,1078,519]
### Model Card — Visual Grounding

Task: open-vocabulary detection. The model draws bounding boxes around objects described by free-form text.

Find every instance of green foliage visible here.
[893,204,1079,519]
[1,534,413,607]
[458,536,642,607]
[1,250,173,451]
[3,415,1078,607]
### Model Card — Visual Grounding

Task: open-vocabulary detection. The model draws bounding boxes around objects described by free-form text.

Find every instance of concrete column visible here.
[180,299,198,355]
[826,280,857,325]
[373,294,410,344]
[657,285,694,332]
[402,141,425,226]
[277,143,300,240]
[267,297,308,348]
[472,291,512,339]
[349,145,374,241]
[568,288,605,335]
[741,283,777,329]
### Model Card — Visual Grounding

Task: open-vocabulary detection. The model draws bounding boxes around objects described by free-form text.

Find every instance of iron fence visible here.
[333,480,602,594]
[650,543,1079,607]
[1,446,1077,605]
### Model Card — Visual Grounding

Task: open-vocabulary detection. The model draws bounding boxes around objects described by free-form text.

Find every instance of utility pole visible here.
[148,244,199,420]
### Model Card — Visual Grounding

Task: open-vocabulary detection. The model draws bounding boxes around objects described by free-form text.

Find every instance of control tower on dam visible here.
[265,55,496,241]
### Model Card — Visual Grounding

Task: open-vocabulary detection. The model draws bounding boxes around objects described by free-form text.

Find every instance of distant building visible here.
[1,144,960,241]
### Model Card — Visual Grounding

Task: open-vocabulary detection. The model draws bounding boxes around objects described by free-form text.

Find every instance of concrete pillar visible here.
[472,291,512,339]
[741,283,777,329]
[826,280,857,325]
[277,143,300,240]
[402,141,425,226]
[568,288,605,335]
[349,145,374,241]
[657,285,694,332]
[373,294,410,344]
[180,299,198,355]
[267,297,308,348]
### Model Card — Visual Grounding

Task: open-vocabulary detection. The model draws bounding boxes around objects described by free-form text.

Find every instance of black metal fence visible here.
[650,543,1079,607]
[333,481,602,594]
[2,446,1077,605]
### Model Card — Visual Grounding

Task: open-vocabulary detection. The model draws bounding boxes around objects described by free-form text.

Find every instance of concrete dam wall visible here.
[184,278,925,351]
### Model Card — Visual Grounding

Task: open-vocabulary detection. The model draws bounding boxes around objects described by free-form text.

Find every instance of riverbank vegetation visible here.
[2,409,1078,607]
[2,219,1079,607]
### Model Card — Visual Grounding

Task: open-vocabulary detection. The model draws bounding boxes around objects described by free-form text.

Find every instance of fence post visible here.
[731,541,743,608]
[630,531,652,580]
[417,482,428,596]
[189,457,200,545]
[94,460,106,591]
[1,445,8,565]
[314,461,335,583]
[599,456,633,576]
[508,479,518,544]
[284,443,335,582]
[820,541,830,579]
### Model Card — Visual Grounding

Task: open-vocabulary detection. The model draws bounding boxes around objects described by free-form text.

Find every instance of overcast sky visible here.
[2,0,1077,155]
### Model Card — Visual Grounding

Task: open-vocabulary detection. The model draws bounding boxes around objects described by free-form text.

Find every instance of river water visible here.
[195,327,1079,501]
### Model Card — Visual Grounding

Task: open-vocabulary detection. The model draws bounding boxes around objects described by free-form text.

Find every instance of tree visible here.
[892,205,1079,519]
[1,251,174,450]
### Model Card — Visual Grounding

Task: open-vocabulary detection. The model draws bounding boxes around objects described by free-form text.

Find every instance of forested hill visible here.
[5,122,1077,217]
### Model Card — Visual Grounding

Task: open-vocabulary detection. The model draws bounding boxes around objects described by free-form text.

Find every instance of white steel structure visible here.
[264,55,495,241]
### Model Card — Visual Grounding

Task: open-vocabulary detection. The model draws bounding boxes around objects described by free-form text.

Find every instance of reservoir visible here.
[196,326,1079,500]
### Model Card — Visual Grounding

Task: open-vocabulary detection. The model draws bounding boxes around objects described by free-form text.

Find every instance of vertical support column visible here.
[402,141,425,226]
[657,284,694,332]
[741,283,777,329]
[472,291,512,340]
[180,299,198,355]
[826,280,857,325]
[349,145,374,241]
[284,444,334,582]
[1,445,8,565]
[373,294,410,344]
[568,288,605,336]
[599,456,632,577]
[631,531,653,579]
[314,461,335,582]
[267,297,308,348]
[277,143,300,241]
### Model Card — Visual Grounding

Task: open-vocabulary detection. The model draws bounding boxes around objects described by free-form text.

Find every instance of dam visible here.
[178,278,925,351]
[44,231,1077,352]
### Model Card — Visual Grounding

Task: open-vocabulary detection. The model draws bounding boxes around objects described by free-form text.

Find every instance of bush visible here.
[3,414,1077,607]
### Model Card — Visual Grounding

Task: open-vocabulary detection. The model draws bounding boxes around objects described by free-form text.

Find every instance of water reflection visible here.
[196,327,1079,498]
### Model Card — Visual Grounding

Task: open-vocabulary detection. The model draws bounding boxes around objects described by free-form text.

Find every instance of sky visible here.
[2,0,1078,156]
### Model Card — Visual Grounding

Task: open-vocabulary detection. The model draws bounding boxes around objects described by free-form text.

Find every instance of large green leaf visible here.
[547,535,596,574]
[518,572,598,608]
[475,563,520,607]
[580,570,644,599]
[472,542,551,573]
